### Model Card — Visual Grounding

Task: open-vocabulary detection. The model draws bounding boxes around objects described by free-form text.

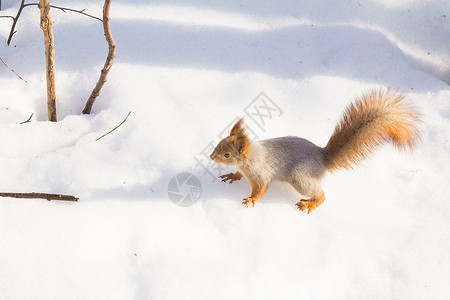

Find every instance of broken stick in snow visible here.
[19,113,34,124]
[0,192,78,201]
[96,111,131,141]
[0,56,27,82]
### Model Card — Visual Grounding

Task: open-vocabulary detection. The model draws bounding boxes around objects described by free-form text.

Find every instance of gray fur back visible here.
[237,136,327,185]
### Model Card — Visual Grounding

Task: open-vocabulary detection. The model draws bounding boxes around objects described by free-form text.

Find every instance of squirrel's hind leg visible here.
[289,176,325,213]
[296,192,325,214]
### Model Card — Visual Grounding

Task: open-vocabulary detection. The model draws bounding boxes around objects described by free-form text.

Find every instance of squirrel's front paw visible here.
[219,172,242,184]
[243,197,256,208]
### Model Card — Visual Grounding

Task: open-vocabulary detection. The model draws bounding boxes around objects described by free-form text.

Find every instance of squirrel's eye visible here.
[224,153,231,158]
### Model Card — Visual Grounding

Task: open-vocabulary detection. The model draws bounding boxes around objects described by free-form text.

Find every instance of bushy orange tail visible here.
[326,90,421,171]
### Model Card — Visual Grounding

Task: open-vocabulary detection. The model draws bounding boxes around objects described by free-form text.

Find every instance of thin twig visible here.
[23,3,103,22]
[0,192,78,201]
[6,0,25,46]
[5,1,101,45]
[0,56,27,82]
[96,111,131,141]
[19,113,34,124]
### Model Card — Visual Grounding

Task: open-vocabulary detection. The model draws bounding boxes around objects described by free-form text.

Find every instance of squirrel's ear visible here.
[235,135,249,155]
[230,118,244,137]
[230,118,249,155]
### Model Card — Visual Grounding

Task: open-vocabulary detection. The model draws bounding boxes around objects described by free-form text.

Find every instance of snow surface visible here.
[1,0,450,299]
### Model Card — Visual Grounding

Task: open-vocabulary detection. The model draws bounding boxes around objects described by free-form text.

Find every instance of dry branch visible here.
[0,192,78,201]
[39,0,57,121]
[0,56,27,82]
[96,111,131,141]
[82,0,116,114]
[3,2,101,46]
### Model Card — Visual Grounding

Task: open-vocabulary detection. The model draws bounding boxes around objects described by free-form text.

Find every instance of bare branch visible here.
[6,0,25,46]
[0,192,78,201]
[96,111,131,141]
[23,3,102,22]
[19,113,34,124]
[83,0,115,114]
[4,2,101,45]
[0,56,27,82]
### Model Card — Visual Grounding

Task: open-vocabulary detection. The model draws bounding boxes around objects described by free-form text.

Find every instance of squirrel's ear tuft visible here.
[230,118,249,155]
[230,118,244,137]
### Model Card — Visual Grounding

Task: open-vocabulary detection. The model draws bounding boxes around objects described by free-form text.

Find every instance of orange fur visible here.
[326,90,421,171]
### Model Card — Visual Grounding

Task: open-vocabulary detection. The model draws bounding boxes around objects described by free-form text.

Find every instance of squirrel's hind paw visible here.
[296,200,313,213]
[296,193,325,214]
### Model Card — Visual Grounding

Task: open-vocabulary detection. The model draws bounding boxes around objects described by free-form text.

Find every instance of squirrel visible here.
[210,89,421,213]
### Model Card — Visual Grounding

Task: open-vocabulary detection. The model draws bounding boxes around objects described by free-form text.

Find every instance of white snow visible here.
[1,0,449,299]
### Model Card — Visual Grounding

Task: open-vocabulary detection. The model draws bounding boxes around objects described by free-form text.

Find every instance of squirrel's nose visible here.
[209,154,214,160]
